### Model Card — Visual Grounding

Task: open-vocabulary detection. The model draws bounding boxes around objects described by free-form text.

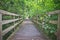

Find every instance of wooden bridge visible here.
[0,10,60,40]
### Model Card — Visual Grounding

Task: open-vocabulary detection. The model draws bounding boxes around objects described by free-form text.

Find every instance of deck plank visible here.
[12,19,48,40]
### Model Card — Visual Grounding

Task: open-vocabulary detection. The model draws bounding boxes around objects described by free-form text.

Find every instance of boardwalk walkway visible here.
[13,19,48,40]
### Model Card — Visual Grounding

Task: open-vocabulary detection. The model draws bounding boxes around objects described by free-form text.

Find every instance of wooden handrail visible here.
[48,10,60,15]
[33,10,60,40]
[48,10,60,40]
[7,26,19,40]
[0,10,22,40]
[2,20,22,36]
[57,13,60,40]
[0,14,2,40]
[49,20,58,24]
[2,18,20,25]
[0,10,19,16]
[33,20,42,25]
[7,20,23,40]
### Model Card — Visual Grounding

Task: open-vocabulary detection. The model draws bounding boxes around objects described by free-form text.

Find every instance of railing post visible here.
[18,16,20,22]
[0,13,2,40]
[13,16,16,31]
[57,14,60,40]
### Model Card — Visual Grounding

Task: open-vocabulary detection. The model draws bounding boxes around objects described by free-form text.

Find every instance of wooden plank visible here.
[48,10,60,15]
[55,10,60,14]
[2,20,22,36]
[58,14,60,28]
[0,10,19,16]
[2,18,19,25]
[20,18,22,20]
[2,22,20,36]
[0,14,2,40]
[49,20,58,24]
[33,20,41,25]
[13,16,16,31]
[7,27,19,40]
[48,12,56,14]
[56,14,60,40]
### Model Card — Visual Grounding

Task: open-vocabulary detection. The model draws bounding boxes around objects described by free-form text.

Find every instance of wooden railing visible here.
[0,10,23,40]
[32,10,60,40]
[48,10,60,40]
[32,17,50,40]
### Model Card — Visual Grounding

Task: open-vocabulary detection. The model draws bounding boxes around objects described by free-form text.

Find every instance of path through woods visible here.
[13,19,48,40]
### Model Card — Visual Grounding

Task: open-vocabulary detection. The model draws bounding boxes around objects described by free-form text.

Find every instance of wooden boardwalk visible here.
[12,19,48,40]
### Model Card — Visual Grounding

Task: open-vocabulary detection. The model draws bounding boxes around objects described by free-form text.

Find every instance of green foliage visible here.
[49,14,58,20]
[3,29,14,40]
[2,22,14,30]
[2,15,13,20]
[37,14,57,40]
[0,0,60,17]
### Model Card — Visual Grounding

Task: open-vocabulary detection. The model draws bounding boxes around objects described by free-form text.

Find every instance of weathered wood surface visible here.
[11,19,48,40]
[0,14,2,40]
[56,14,60,40]
[7,20,23,40]
[33,20,41,25]
[48,10,60,14]
[2,22,20,36]
[0,10,21,40]
[2,18,21,25]
[0,10,19,16]
[49,20,58,24]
